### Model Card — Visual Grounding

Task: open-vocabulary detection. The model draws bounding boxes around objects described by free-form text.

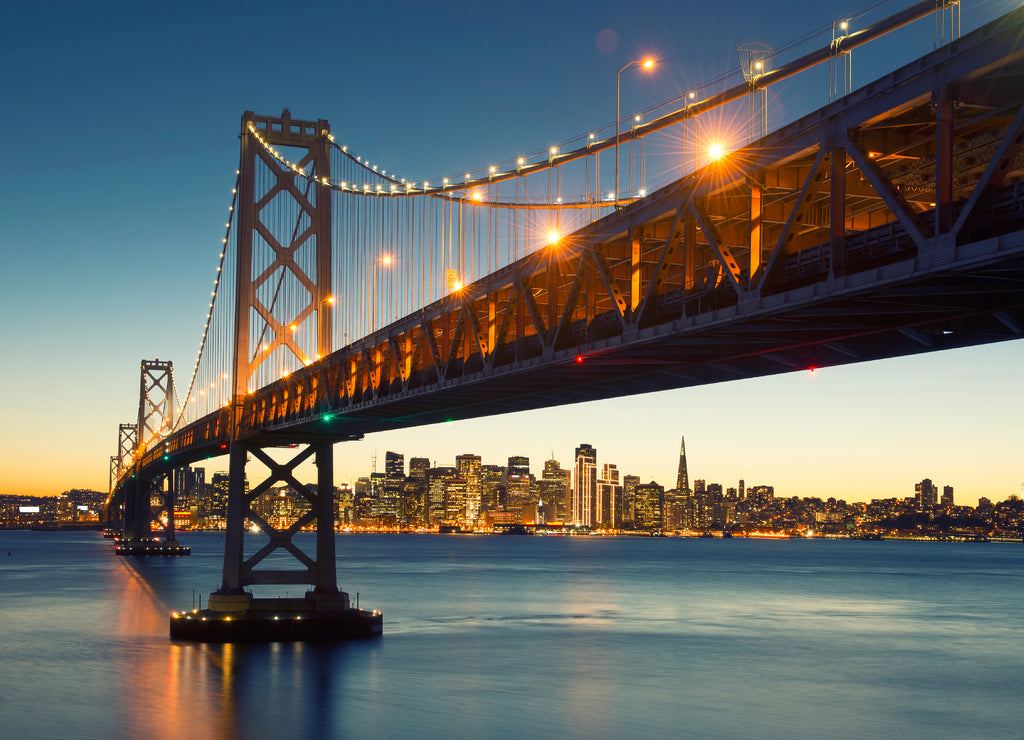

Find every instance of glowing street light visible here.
[547,229,561,246]
[616,58,655,207]
[708,142,725,161]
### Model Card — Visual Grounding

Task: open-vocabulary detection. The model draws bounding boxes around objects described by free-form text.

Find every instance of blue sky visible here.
[1,0,1020,503]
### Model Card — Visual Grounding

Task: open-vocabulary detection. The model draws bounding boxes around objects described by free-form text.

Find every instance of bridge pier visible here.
[115,472,190,556]
[173,438,380,641]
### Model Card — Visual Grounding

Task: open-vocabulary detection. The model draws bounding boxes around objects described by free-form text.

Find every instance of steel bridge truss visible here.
[232,8,1024,442]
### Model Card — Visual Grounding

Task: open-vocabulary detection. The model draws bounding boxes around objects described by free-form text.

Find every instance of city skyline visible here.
[202,412,990,509]
[1,0,1021,504]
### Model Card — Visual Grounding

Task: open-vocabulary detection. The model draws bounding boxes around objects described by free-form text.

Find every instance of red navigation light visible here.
[575,354,584,364]
[219,443,228,450]
[808,366,816,374]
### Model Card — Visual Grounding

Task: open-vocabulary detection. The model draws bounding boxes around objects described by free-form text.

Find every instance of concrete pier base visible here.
[170,591,382,642]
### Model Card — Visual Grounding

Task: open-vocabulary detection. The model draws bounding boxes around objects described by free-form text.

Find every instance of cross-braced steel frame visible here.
[137,359,174,451]
[117,422,137,475]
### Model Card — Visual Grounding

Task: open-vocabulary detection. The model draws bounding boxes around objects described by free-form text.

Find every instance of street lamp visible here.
[616,58,654,207]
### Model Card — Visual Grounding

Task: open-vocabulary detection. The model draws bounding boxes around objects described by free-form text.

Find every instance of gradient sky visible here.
[1,0,1020,505]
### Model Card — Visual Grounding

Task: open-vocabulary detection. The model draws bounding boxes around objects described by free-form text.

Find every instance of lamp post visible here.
[616,58,654,207]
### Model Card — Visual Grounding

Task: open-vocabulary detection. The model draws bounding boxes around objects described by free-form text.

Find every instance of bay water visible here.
[1,530,1022,739]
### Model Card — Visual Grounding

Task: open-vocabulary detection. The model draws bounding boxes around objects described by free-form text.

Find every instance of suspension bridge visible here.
[105,0,1024,640]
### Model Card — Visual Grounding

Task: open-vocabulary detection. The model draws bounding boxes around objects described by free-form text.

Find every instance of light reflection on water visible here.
[1,530,1023,739]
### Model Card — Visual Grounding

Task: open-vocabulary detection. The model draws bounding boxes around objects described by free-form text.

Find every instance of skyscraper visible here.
[354,477,374,522]
[572,444,597,527]
[507,456,530,477]
[425,466,455,525]
[622,474,640,524]
[915,478,937,511]
[209,472,230,518]
[596,463,623,529]
[634,481,664,531]
[481,464,505,512]
[540,458,570,521]
[383,451,404,521]
[369,472,386,521]
[676,436,689,492]
[444,477,468,524]
[505,456,532,515]
[676,437,695,527]
[456,454,482,524]
[409,457,430,480]
[173,466,204,510]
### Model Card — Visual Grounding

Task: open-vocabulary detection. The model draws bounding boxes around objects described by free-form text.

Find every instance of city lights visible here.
[93,434,1011,542]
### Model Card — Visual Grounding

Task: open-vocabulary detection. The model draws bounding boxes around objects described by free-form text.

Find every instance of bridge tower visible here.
[108,422,137,531]
[195,110,371,635]
[116,360,189,555]
[117,422,137,476]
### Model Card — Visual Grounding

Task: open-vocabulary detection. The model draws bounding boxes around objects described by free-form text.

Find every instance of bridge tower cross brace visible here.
[212,110,342,611]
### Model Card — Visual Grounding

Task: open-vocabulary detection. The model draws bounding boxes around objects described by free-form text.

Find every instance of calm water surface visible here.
[1,530,1022,739]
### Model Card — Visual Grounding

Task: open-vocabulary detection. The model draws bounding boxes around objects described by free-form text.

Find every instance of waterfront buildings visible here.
[20,436,1009,538]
